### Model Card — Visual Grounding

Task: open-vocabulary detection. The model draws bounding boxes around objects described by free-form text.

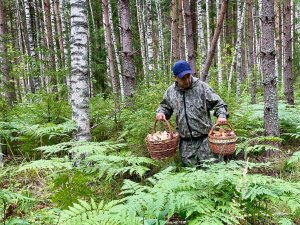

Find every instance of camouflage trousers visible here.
[179,136,214,166]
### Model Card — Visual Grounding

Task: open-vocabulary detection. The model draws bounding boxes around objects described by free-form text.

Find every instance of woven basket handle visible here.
[153,119,174,139]
[209,122,234,136]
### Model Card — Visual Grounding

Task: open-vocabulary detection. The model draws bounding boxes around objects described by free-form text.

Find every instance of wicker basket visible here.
[145,119,180,160]
[208,122,237,156]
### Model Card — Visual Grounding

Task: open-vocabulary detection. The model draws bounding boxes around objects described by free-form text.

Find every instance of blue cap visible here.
[172,60,192,78]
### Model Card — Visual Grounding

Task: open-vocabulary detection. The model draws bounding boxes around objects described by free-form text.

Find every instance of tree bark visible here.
[0,0,16,106]
[145,0,154,80]
[118,0,135,97]
[247,0,256,104]
[274,0,282,90]
[171,0,179,63]
[178,0,184,59]
[183,0,196,75]
[156,0,165,75]
[283,0,294,105]
[216,0,222,90]
[70,0,91,141]
[197,0,206,76]
[54,0,65,67]
[201,0,228,82]
[102,0,118,99]
[261,0,279,137]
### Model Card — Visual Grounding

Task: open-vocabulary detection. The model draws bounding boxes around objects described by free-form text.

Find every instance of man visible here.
[156,60,229,166]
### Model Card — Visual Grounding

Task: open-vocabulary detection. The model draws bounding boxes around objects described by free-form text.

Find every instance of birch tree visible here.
[261,0,279,137]
[216,0,222,90]
[155,0,165,75]
[236,0,242,97]
[70,0,91,141]
[197,0,206,76]
[145,0,154,79]
[136,0,147,77]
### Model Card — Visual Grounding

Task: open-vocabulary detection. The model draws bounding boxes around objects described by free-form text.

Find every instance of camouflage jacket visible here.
[157,77,228,139]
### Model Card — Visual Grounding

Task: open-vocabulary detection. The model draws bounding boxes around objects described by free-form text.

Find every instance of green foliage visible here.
[51,171,94,209]
[57,161,300,224]
[120,79,173,154]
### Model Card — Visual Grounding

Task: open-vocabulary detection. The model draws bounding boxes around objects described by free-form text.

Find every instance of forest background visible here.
[1,0,300,224]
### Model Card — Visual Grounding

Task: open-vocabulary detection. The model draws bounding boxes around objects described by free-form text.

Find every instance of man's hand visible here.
[156,113,166,121]
[217,117,227,124]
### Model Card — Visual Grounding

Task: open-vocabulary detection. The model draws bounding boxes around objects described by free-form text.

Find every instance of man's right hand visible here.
[156,113,166,121]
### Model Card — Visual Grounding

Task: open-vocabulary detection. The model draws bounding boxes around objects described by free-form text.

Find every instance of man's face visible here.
[175,74,192,89]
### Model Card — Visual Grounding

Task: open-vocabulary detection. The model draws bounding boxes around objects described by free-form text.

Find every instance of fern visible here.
[286,151,300,166]
[17,158,73,172]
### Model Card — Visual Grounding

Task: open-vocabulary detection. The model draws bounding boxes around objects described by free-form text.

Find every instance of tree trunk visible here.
[109,2,124,101]
[261,0,279,137]
[205,0,210,55]
[201,0,228,82]
[228,2,246,93]
[247,0,256,104]
[136,0,147,77]
[145,0,154,80]
[236,0,242,97]
[171,0,179,63]
[0,0,16,106]
[70,0,91,141]
[216,0,222,90]
[197,0,206,77]
[283,0,294,105]
[178,0,184,59]
[183,0,196,75]
[54,0,65,67]
[118,0,135,97]
[102,0,118,99]
[44,0,58,91]
[274,0,282,90]
[156,0,165,75]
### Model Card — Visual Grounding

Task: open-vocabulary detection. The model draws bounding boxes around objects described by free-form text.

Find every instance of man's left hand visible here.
[217,117,227,124]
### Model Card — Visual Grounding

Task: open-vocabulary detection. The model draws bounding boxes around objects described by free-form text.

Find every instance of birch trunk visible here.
[118,0,135,97]
[109,2,124,101]
[197,0,206,76]
[50,0,58,70]
[261,0,279,137]
[70,0,91,141]
[206,0,210,52]
[216,0,222,90]
[274,0,282,89]
[136,0,147,77]
[283,0,294,105]
[156,0,165,75]
[145,0,154,79]
[227,2,246,93]
[236,0,242,97]
[183,0,196,75]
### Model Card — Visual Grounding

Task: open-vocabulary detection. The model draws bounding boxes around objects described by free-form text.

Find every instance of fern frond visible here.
[17,158,72,172]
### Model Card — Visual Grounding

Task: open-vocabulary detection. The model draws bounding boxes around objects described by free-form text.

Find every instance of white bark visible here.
[205,0,210,52]
[109,2,124,101]
[70,0,91,141]
[236,0,242,97]
[216,0,222,90]
[197,0,206,74]
[50,0,58,70]
[88,0,95,29]
[136,0,147,77]
[155,0,165,75]
[146,0,154,78]
[228,1,246,93]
